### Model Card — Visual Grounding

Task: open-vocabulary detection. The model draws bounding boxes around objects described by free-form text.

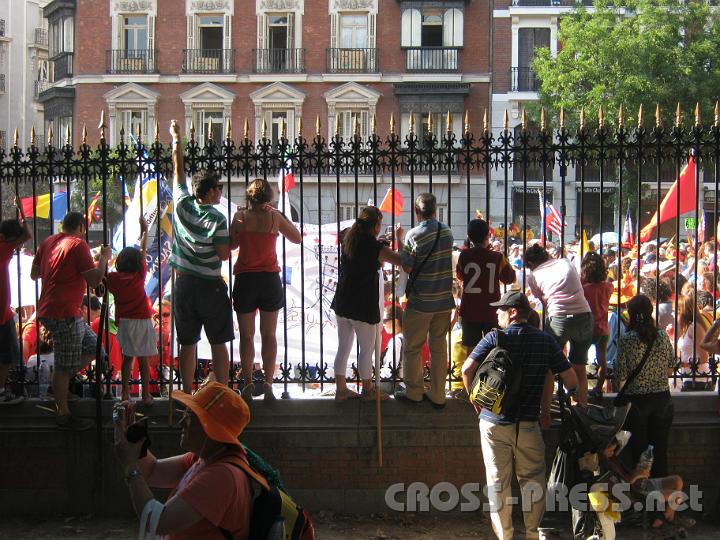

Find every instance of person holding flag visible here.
[230,178,301,402]
[168,120,233,393]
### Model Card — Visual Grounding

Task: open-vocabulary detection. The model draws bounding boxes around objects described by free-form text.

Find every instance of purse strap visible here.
[407,222,442,295]
[616,333,657,399]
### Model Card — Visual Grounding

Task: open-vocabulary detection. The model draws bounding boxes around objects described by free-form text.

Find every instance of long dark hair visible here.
[342,206,382,259]
[627,294,656,345]
[581,252,607,283]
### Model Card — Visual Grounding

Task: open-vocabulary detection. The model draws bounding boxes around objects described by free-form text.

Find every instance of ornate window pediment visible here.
[110,0,157,16]
[104,83,160,145]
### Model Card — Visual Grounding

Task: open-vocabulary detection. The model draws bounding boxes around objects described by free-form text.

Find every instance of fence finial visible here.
[409,112,415,134]
[579,107,585,130]
[82,124,87,145]
[715,102,720,127]
[316,114,321,136]
[354,114,360,137]
[675,103,682,128]
[618,105,625,129]
[695,103,701,127]
[334,113,340,136]
[540,107,546,132]
[298,116,303,137]
[390,112,395,135]
[190,120,195,143]
[427,111,433,134]
[99,110,107,143]
[446,110,452,133]
[598,106,604,129]
[13,128,19,148]
[48,122,54,146]
[244,118,249,139]
[372,113,377,135]
[521,108,527,131]
[656,104,662,128]
[154,120,160,142]
[30,126,36,147]
[261,118,267,139]
[280,116,286,139]
[468,110,474,134]
[207,120,213,141]
[560,107,566,129]
[638,104,644,128]
[226,117,232,140]
[137,121,142,143]
[65,124,71,146]
[503,109,509,131]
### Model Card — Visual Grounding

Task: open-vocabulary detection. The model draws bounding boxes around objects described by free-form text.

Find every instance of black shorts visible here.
[460,319,496,348]
[0,318,21,365]
[232,272,284,314]
[174,274,234,346]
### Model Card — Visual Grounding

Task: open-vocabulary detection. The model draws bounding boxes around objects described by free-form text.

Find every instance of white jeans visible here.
[334,316,376,380]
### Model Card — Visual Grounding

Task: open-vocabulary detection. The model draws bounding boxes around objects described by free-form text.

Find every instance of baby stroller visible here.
[542,402,690,540]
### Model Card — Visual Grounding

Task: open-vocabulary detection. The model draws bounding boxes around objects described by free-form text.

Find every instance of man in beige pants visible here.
[395,193,455,407]
[462,290,578,539]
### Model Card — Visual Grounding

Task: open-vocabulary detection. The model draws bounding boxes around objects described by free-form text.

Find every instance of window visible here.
[401,8,463,48]
[437,204,447,224]
[123,16,148,52]
[49,17,74,57]
[339,204,357,221]
[120,110,147,141]
[195,110,224,146]
[198,15,223,50]
[337,110,369,140]
[256,11,301,72]
[340,14,368,49]
[421,10,443,47]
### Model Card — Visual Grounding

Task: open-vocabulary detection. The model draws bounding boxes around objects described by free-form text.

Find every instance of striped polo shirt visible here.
[469,323,571,424]
[169,183,229,279]
[400,219,455,313]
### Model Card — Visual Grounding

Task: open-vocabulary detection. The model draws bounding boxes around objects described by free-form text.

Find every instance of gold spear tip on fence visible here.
[280,116,286,139]
[409,112,415,134]
[560,107,566,129]
[136,121,142,142]
[298,116,303,137]
[618,105,625,128]
[353,114,360,136]
[48,123,54,146]
[30,126,36,147]
[540,107,546,132]
[65,124,71,146]
[656,104,662,128]
[225,118,232,140]
[598,106,604,129]
[675,103,682,128]
[13,128,19,147]
[207,120,214,141]
[579,107,585,130]
[715,102,720,128]
[371,113,377,135]
[261,118,267,139]
[154,120,160,142]
[98,110,106,142]
[446,110,452,133]
[427,111,433,134]
[243,118,249,139]
[316,114,321,136]
[638,104,644,128]
[389,112,395,135]
[82,124,87,145]
[503,109,509,131]
[468,110,474,134]
[190,120,195,143]
[694,103,701,127]
[521,108,527,131]
[334,113,340,136]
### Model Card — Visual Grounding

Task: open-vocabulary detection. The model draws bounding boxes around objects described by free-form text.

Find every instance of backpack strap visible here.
[220,454,271,491]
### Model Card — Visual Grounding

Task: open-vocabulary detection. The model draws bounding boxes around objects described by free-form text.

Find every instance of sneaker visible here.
[56,414,95,431]
[0,389,25,406]
[263,383,277,402]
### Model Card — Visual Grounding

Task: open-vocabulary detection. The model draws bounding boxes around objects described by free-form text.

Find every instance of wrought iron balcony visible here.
[182,49,235,74]
[404,47,459,72]
[52,51,73,79]
[34,28,48,47]
[326,48,378,73]
[253,48,305,73]
[34,80,49,98]
[511,66,540,92]
[106,49,157,74]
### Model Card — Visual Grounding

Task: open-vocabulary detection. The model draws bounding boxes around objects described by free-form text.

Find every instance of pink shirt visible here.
[527,258,591,317]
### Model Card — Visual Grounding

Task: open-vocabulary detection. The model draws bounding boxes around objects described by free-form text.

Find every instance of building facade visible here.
[38,0,493,235]
[0,0,50,153]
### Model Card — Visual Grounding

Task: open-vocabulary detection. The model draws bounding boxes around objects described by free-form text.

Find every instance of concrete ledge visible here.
[0,394,718,515]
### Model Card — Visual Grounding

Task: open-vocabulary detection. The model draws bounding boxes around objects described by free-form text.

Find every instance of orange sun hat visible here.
[172,382,250,446]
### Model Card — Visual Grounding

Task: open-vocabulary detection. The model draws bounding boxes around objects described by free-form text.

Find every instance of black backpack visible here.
[469,329,523,415]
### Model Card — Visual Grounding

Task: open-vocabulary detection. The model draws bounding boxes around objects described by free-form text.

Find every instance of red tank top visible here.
[232,212,280,274]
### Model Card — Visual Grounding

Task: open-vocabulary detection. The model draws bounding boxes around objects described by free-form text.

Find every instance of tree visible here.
[532,0,720,128]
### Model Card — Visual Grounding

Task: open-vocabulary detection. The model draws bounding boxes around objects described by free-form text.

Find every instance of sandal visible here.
[263,382,276,402]
[361,388,390,402]
[334,388,360,401]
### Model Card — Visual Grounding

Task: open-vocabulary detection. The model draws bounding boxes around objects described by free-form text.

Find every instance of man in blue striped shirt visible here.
[396,193,455,407]
[462,290,577,540]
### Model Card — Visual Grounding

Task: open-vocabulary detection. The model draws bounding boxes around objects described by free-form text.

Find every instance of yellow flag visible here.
[582,229,590,255]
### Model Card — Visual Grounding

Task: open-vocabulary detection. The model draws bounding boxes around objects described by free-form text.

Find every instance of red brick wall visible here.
[492,18,512,94]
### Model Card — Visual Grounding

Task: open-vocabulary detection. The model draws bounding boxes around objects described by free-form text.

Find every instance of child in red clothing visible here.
[581,252,614,397]
[106,218,157,404]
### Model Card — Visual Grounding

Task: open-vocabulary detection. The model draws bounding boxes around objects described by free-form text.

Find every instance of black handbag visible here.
[613,334,656,407]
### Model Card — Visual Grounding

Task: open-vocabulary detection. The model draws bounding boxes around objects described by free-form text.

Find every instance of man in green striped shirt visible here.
[168,120,233,393]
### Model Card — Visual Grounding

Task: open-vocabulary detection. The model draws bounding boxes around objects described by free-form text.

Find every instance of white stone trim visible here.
[179,82,235,135]
[186,0,234,15]
[250,81,306,140]
[104,82,160,146]
[328,0,377,15]
[111,0,157,16]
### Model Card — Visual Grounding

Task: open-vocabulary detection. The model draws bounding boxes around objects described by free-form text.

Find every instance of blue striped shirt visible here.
[400,219,455,313]
[469,323,571,424]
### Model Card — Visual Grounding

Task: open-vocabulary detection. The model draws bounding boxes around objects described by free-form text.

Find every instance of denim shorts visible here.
[547,312,593,365]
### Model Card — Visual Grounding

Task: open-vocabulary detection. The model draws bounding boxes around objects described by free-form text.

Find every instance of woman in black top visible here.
[332,206,404,401]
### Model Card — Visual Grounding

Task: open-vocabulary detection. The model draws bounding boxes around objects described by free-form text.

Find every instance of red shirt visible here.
[21,319,39,362]
[35,233,95,319]
[107,261,153,320]
[456,246,516,324]
[233,230,279,274]
[582,281,614,336]
[0,241,15,325]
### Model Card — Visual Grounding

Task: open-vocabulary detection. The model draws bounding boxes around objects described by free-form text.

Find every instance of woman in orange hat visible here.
[114,383,253,539]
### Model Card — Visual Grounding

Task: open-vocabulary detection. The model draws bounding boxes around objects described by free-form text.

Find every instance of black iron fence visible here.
[1,111,719,399]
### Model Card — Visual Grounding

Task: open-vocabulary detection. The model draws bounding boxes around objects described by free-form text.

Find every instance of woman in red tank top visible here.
[230,179,301,402]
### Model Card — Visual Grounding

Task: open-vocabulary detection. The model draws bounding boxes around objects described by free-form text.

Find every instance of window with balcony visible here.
[256,13,304,73]
[328,12,377,73]
[48,15,73,80]
[108,15,155,74]
[185,14,233,73]
[512,28,550,92]
[401,8,463,71]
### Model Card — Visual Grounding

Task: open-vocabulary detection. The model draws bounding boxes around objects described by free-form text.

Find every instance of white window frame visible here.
[337,109,369,141]
[105,82,160,146]
[250,82,305,143]
[195,109,225,146]
[121,15,149,52]
[256,0,304,70]
[339,204,357,221]
[119,109,147,143]
[400,8,463,48]
[324,82,380,142]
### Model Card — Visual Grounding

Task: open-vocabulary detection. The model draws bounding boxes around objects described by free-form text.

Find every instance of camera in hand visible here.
[126,417,151,458]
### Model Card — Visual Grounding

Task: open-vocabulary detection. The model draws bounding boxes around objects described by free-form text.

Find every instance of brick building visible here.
[39,0,492,231]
